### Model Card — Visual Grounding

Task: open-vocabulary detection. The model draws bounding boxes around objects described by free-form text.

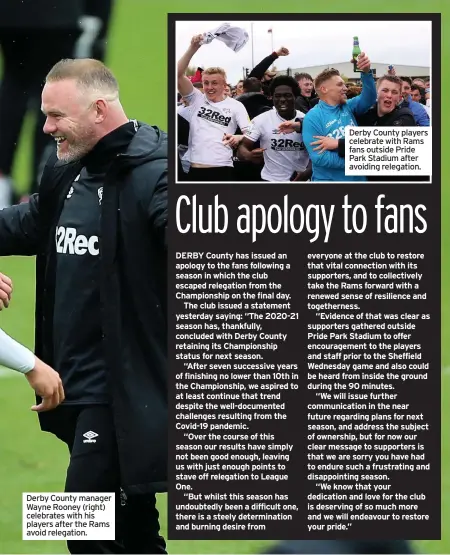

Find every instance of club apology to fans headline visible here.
[175,194,428,243]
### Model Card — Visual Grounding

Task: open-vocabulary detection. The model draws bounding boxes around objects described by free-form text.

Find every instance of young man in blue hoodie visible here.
[301,53,376,181]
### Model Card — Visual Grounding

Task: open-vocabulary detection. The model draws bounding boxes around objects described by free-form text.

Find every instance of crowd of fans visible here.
[177,34,431,182]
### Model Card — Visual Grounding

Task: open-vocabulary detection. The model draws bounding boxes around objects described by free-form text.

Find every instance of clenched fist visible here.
[190,34,204,49]
[276,47,289,57]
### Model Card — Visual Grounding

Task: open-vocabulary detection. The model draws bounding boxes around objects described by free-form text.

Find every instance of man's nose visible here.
[43,118,56,135]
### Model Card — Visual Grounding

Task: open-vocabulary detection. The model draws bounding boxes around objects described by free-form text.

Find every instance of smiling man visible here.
[295,72,318,114]
[301,53,376,181]
[0,57,168,554]
[237,76,311,182]
[177,34,250,181]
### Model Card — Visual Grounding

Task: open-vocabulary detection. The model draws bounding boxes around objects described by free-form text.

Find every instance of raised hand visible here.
[276,47,290,57]
[356,52,371,73]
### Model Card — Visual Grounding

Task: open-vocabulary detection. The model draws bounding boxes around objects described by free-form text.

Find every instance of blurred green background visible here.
[0,0,447,553]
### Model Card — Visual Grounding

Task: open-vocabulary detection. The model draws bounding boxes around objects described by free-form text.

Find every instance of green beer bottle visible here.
[352,36,362,73]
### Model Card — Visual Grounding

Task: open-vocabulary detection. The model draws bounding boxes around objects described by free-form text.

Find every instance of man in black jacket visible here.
[294,72,319,113]
[248,46,290,96]
[356,75,415,127]
[0,58,168,554]
[234,77,272,181]
[237,77,273,120]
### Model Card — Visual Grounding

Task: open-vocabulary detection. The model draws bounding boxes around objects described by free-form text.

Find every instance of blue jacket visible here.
[302,72,377,181]
[401,96,430,126]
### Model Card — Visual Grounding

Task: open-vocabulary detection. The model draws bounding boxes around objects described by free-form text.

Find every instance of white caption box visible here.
[345,126,432,177]
[22,492,115,541]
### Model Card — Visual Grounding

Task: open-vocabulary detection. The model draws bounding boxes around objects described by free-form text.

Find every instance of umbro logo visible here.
[83,431,98,443]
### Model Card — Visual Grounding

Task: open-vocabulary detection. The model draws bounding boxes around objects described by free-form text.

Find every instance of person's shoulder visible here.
[135,122,167,141]
[413,101,428,113]
[127,123,168,162]
[178,105,191,116]
[184,87,203,99]
[227,96,248,110]
[184,88,204,106]
[227,96,243,104]
[303,103,321,121]
[251,108,273,124]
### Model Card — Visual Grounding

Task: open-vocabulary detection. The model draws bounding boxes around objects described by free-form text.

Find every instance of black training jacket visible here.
[0,123,168,495]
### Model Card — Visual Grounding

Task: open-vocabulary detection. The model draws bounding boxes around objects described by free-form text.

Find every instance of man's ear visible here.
[94,99,108,123]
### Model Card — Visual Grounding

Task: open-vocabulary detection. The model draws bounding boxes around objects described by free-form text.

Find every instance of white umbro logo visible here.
[98,187,103,205]
[83,431,98,443]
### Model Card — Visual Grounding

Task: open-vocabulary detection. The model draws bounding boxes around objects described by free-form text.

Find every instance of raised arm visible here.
[249,47,289,80]
[346,53,376,116]
[177,34,203,97]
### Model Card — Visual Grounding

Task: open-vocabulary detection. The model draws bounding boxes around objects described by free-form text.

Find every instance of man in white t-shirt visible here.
[237,75,311,182]
[177,34,250,182]
[0,272,64,410]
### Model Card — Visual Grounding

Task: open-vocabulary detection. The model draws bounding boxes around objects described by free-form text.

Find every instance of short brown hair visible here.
[202,67,227,80]
[243,77,262,93]
[295,72,313,82]
[377,75,403,89]
[314,68,340,91]
[46,58,119,99]
[399,76,412,86]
